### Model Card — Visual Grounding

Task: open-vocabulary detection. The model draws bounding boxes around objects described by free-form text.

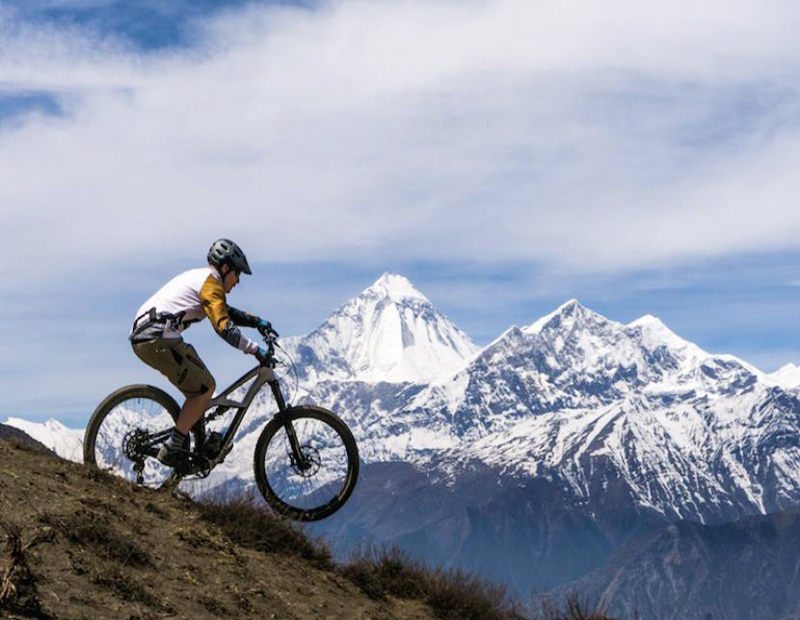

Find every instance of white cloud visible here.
[2,0,800,290]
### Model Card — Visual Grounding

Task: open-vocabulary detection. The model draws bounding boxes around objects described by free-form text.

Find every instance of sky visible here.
[3,0,800,426]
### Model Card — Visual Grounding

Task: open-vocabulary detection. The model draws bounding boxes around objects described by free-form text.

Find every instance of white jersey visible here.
[130,267,259,354]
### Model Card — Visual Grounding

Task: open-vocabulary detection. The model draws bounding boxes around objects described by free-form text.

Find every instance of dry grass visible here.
[40,510,154,569]
[5,437,56,458]
[90,567,172,612]
[196,492,332,568]
[6,436,546,618]
[197,493,615,620]
[530,590,613,620]
[341,545,527,620]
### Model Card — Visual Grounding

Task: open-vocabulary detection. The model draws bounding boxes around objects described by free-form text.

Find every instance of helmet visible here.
[207,238,252,275]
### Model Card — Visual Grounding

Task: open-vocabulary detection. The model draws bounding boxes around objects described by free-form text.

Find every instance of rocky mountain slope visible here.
[312,460,625,594]
[0,437,437,620]
[0,423,52,454]
[559,507,800,620]
[3,418,83,462]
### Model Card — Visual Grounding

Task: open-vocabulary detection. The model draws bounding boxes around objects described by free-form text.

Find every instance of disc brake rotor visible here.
[291,445,322,478]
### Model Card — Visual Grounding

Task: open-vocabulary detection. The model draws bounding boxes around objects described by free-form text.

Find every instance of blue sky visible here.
[3,0,800,426]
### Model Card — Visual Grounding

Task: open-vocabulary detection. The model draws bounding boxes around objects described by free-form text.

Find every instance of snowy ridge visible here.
[4,417,83,462]
[770,363,800,389]
[408,300,800,522]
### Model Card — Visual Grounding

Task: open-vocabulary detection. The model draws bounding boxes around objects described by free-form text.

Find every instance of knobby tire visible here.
[253,406,359,522]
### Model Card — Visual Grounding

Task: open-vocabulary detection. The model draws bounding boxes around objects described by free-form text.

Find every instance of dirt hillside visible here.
[0,437,436,620]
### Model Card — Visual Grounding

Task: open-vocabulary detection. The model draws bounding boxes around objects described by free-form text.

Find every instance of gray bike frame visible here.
[198,363,292,471]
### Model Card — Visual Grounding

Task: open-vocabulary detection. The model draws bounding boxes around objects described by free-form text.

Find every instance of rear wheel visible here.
[84,385,182,488]
[253,406,359,522]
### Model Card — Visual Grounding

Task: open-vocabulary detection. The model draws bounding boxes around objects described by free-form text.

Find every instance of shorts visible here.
[132,338,215,398]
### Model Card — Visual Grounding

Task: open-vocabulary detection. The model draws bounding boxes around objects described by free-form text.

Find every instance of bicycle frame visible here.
[191,362,305,473]
[194,366,286,460]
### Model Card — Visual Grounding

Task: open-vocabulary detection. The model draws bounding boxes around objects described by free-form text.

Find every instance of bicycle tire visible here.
[253,406,359,522]
[84,384,182,487]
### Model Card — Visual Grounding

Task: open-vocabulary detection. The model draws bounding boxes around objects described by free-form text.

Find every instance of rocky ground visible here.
[0,436,436,620]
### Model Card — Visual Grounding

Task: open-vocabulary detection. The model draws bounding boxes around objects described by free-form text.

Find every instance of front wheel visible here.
[84,385,182,488]
[253,406,359,522]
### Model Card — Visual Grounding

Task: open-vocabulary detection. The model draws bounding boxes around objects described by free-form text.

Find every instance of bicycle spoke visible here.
[88,392,178,489]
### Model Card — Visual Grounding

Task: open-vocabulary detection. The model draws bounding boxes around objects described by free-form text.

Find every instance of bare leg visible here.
[175,385,215,435]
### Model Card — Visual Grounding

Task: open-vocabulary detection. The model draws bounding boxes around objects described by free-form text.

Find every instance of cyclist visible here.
[129,239,272,467]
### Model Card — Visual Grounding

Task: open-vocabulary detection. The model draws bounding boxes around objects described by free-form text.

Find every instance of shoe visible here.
[156,443,188,468]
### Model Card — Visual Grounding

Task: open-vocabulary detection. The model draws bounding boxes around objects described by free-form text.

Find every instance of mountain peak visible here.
[4,417,84,461]
[366,273,429,304]
[628,314,707,359]
[555,298,587,317]
[285,273,478,384]
[629,313,661,327]
[628,313,672,338]
[522,298,593,335]
[769,363,800,389]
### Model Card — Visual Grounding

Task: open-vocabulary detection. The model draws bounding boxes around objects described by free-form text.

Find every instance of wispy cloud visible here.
[2,0,800,289]
[4,0,800,422]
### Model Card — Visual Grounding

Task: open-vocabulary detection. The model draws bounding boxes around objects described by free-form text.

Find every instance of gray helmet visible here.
[207,238,252,275]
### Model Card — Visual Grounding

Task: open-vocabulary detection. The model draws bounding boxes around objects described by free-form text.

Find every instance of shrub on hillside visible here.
[192,492,614,620]
[196,492,332,568]
[530,590,613,620]
[341,545,526,620]
[0,520,54,618]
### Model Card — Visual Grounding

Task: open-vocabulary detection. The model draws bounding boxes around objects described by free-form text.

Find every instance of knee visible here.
[203,380,216,399]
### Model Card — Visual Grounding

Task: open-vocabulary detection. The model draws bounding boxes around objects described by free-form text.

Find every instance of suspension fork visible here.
[268,378,308,468]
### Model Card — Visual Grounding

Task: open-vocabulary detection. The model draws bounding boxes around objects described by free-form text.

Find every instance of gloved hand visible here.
[254,347,271,365]
[256,319,279,338]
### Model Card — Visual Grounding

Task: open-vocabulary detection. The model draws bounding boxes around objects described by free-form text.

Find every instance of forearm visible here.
[217,322,259,354]
[228,306,262,328]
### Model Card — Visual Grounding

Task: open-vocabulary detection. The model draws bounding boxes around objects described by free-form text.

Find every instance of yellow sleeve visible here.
[200,274,231,334]
[200,274,258,353]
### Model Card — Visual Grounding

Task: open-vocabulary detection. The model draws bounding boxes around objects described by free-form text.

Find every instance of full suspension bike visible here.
[83,330,359,522]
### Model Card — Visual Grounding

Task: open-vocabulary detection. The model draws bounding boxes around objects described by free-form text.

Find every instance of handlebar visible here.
[255,323,298,403]
[257,324,280,367]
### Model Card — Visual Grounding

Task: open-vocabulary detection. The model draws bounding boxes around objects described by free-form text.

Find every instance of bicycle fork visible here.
[268,378,310,471]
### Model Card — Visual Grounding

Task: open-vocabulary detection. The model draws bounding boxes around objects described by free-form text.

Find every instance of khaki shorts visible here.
[132,338,215,398]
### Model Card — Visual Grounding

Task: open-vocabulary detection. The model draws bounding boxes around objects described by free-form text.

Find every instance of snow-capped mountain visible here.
[402,300,800,525]
[304,298,800,595]
[407,300,768,442]
[769,362,800,390]
[262,272,482,463]
[4,417,83,462]
[281,273,479,385]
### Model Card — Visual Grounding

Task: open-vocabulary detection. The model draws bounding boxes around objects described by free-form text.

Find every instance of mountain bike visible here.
[83,330,359,522]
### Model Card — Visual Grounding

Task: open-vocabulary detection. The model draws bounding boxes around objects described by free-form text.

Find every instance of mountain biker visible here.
[129,238,273,468]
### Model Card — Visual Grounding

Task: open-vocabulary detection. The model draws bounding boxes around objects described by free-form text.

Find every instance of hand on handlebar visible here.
[256,319,279,339]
